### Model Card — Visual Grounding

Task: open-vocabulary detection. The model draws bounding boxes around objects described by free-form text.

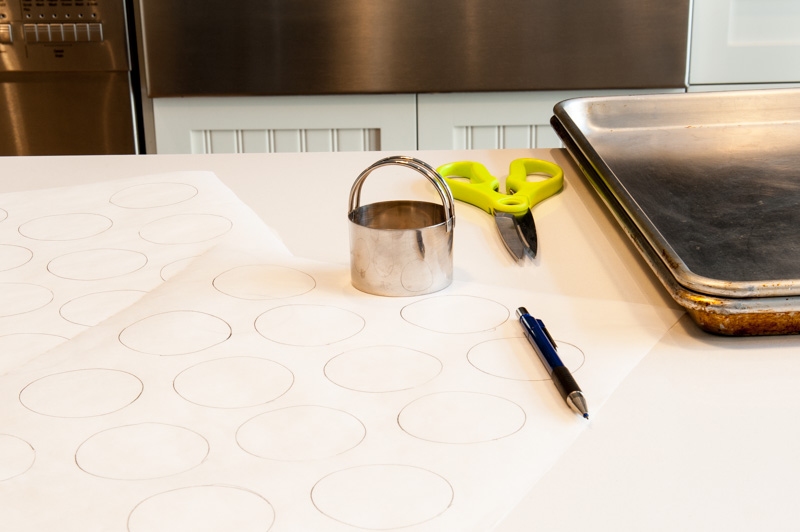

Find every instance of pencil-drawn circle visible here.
[0,283,53,317]
[0,244,33,271]
[47,248,147,280]
[76,423,208,480]
[119,310,231,355]
[0,333,67,373]
[398,391,526,444]
[0,208,7,222]
[0,434,35,481]
[174,357,294,408]
[373,240,397,278]
[255,305,365,346]
[127,485,275,532]
[311,464,453,529]
[400,259,434,292]
[401,295,509,334]
[468,336,585,381]
[110,182,198,209]
[139,213,232,244]
[18,213,112,241]
[237,405,366,461]
[160,256,198,281]
[351,237,370,277]
[19,368,143,418]
[324,345,442,392]
[59,290,146,327]
[213,264,316,300]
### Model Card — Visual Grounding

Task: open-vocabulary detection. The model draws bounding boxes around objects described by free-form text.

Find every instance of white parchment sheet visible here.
[0,173,679,531]
[0,171,290,374]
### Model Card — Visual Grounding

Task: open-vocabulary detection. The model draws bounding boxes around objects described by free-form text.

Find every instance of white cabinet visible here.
[688,82,800,93]
[152,89,689,154]
[416,90,684,151]
[417,92,562,151]
[152,94,417,154]
[690,0,800,85]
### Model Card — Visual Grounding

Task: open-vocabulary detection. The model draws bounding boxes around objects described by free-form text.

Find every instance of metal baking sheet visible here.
[552,88,800,335]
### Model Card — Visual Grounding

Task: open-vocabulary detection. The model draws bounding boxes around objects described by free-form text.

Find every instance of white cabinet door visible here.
[690,0,800,85]
[417,90,684,151]
[688,82,800,92]
[153,95,417,154]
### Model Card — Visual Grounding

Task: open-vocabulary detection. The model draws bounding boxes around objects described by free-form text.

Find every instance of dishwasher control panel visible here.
[0,0,129,72]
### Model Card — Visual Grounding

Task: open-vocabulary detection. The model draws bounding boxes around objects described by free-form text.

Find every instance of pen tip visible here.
[583,413,589,420]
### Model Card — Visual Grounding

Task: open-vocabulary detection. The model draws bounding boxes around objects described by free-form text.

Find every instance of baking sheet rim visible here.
[551,110,800,335]
[552,92,800,299]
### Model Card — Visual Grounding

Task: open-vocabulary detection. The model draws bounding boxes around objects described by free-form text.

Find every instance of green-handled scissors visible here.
[437,158,563,261]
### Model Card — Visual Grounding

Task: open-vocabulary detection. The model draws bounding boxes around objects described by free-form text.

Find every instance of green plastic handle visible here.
[437,161,529,215]
[505,158,564,208]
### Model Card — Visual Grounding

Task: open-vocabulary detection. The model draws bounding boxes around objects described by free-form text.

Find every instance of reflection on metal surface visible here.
[552,89,800,335]
[0,72,136,156]
[348,156,455,297]
[0,1,128,73]
[139,0,690,97]
[0,80,25,155]
[0,0,138,155]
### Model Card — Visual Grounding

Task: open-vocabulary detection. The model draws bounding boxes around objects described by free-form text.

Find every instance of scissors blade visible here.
[493,212,527,261]
[516,210,538,258]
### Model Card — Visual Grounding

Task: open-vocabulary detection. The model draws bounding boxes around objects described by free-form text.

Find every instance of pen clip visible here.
[538,320,558,350]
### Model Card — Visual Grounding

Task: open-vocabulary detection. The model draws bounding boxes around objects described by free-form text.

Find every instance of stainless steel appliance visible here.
[137,0,690,97]
[0,0,140,155]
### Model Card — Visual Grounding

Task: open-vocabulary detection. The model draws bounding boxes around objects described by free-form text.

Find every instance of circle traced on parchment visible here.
[398,391,526,444]
[76,423,209,480]
[0,283,53,317]
[47,248,147,280]
[324,345,442,393]
[110,182,198,209]
[18,213,112,241]
[59,290,146,327]
[237,405,366,461]
[119,310,231,356]
[0,244,33,271]
[174,357,294,409]
[0,333,68,374]
[0,208,7,222]
[255,304,365,346]
[400,259,434,292]
[127,485,275,532]
[311,464,453,530]
[139,213,232,244]
[351,237,370,279]
[401,295,509,334]
[468,336,585,381]
[213,264,316,300]
[0,434,35,481]
[19,368,143,418]
[160,256,198,281]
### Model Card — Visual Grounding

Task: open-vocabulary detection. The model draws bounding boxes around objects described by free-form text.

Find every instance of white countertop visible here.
[2,149,798,531]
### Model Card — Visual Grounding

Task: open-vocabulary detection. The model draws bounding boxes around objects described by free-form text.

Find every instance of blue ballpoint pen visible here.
[516,307,589,419]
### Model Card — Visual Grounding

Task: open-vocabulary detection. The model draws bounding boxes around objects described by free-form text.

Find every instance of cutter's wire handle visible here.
[348,155,456,231]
